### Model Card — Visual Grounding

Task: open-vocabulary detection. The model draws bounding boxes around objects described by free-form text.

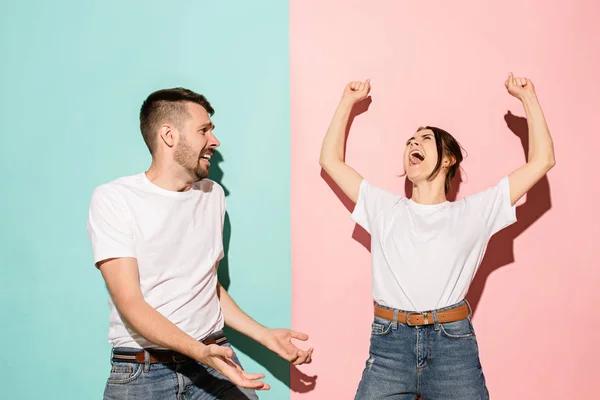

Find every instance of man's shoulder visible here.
[90,173,144,202]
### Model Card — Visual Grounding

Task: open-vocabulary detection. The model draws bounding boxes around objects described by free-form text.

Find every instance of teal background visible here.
[0,1,290,399]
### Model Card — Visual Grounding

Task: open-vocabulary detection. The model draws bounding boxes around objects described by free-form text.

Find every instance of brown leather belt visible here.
[375,303,470,326]
[112,334,228,364]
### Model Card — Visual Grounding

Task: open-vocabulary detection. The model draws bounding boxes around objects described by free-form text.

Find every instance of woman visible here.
[319,74,555,399]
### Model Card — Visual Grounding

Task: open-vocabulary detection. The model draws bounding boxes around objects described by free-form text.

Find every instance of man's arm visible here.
[99,257,207,358]
[216,281,269,342]
[216,282,313,365]
[100,257,269,390]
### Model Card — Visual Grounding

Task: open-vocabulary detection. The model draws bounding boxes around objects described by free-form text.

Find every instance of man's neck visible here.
[145,162,194,192]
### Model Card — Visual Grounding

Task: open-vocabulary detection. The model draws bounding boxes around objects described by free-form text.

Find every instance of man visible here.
[86,87,312,399]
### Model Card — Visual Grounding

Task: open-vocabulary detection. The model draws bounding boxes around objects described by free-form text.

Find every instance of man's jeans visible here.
[103,331,259,400]
[354,300,489,400]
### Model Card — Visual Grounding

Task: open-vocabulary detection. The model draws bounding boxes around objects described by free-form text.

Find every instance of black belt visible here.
[112,332,228,364]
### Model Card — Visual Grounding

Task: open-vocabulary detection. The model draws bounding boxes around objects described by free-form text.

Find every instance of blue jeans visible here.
[103,331,259,400]
[354,300,489,400]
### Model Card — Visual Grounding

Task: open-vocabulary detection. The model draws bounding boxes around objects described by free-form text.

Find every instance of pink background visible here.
[291,1,600,398]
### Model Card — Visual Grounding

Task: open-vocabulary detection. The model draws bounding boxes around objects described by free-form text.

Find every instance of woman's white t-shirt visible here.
[351,177,517,312]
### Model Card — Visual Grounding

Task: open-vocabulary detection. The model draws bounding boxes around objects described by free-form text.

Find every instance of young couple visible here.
[87,73,554,399]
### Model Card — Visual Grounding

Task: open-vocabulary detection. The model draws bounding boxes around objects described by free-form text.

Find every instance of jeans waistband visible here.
[112,330,226,354]
[375,299,471,315]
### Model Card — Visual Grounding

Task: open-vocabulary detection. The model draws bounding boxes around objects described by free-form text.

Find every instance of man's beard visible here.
[174,135,209,181]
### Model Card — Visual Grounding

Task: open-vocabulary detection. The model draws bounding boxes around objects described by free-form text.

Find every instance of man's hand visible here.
[505,72,536,101]
[260,328,313,365]
[216,283,314,366]
[342,80,371,105]
[196,344,271,391]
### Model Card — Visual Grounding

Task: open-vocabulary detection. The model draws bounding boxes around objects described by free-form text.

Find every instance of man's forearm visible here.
[119,298,205,359]
[217,283,269,343]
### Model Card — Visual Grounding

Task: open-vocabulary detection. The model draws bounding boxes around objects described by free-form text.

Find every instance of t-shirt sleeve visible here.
[351,179,400,234]
[467,176,517,236]
[86,187,136,266]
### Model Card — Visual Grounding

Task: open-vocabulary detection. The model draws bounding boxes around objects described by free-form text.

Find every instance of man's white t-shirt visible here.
[351,176,517,312]
[86,172,225,349]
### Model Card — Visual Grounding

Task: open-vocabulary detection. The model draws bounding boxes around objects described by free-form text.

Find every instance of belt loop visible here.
[432,310,440,331]
[392,309,399,329]
[143,350,151,372]
[465,299,473,319]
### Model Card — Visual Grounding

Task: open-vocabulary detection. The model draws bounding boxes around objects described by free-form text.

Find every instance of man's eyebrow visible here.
[198,122,215,129]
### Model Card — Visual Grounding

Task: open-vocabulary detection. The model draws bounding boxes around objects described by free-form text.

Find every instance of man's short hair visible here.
[139,88,214,154]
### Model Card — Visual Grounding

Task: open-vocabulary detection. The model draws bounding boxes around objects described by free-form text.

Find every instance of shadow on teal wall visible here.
[210,151,318,394]
[210,151,291,387]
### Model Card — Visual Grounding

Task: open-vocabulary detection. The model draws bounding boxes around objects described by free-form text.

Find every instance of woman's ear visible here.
[443,155,456,169]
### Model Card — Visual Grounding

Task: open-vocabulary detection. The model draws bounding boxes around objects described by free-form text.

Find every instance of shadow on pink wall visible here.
[467,111,552,315]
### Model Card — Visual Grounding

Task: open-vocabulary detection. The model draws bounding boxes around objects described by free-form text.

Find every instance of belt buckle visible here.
[406,312,422,326]
[172,352,186,363]
[406,312,430,326]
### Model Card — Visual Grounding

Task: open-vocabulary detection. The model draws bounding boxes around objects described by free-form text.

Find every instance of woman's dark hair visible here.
[417,126,464,194]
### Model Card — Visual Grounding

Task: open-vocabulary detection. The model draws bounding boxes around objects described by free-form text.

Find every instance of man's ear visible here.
[158,124,176,148]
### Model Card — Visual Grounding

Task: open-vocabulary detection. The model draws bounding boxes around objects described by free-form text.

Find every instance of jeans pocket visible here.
[107,361,143,384]
[440,318,475,339]
[371,318,393,336]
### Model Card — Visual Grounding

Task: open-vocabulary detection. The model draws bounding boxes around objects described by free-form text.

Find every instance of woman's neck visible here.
[410,182,447,205]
